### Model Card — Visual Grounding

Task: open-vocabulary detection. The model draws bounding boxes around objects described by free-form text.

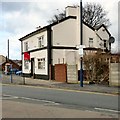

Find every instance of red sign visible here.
[24,52,30,60]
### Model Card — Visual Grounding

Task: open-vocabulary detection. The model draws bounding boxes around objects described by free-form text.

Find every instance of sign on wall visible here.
[24,52,30,60]
[78,45,85,57]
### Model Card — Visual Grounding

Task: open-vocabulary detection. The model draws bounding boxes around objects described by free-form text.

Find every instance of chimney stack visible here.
[65,6,79,17]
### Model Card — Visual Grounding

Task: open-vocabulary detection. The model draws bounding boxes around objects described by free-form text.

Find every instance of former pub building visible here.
[19,6,112,81]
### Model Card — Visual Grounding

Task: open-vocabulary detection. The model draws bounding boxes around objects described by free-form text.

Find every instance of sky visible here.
[0,0,119,60]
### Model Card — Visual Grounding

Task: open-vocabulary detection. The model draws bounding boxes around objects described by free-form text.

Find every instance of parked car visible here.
[4,68,19,75]
[15,71,22,75]
[11,68,19,74]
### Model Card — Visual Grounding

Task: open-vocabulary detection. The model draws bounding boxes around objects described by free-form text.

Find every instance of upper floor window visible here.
[38,36,44,48]
[89,38,93,47]
[38,58,45,69]
[24,42,28,51]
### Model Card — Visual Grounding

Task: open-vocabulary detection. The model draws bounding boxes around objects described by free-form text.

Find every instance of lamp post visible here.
[8,39,9,61]
[80,0,83,87]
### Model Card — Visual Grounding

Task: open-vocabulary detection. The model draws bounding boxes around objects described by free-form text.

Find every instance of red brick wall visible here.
[55,64,67,82]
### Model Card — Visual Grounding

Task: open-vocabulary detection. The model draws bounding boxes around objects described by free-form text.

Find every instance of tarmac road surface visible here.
[2,84,119,113]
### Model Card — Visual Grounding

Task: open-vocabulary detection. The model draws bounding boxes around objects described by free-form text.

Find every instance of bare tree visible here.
[48,3,111,28]
[82,3,111,28]
[48,10,66,24]
[83,52,109,85]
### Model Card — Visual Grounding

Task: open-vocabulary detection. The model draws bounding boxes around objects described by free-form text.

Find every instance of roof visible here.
[96,24,111,37]
[19,16,111,41]
[19,16,77,41]
[83,22,95,31]
[19,26,48,41]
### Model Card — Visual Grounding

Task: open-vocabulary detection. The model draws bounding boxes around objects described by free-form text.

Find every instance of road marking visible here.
[94,107,120,113]
[2,83,118,96]
[2,94,19,100]
[2,94,60,105]
[20,96,60,105]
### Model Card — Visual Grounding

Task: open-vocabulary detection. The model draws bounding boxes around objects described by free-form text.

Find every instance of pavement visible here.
[1,74,120,95]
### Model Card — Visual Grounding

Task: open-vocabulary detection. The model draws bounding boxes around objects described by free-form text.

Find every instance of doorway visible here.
[31,58,35,77]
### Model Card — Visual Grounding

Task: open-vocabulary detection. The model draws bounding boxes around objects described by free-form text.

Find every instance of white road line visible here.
[94,107,120,113]
[20,96,60,105]
[2,94,19,99]
[3,94,60,105]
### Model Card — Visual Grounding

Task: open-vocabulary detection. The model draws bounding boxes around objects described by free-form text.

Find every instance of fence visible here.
[67,65,78,83]
[109,63,120,86]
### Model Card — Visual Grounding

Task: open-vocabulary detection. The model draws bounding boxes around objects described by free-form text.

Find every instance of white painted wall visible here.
[30,50,48,75]
[22,50,48,75]
[52,49,78,66]
[65,6,80,46]
[65,6,110,50]
[83,24,96,48]
[52,19,77,47]
[52,49,65,65]
[22,30,47,52]
[96,27,110,50]
[97,27,110,40]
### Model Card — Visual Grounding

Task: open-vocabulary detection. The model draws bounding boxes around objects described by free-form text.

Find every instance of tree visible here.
[82,3,111,28]
[48,3,111,28]
[83,52,109,85]
[48,10,66,24]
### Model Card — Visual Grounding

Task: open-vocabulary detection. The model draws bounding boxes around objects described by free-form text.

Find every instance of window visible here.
[24,42,28,51]
[104,40,107,48]
[24,61,29,69]
[89,38,93,47]
[38,36,44,48]
[38,58,45,69]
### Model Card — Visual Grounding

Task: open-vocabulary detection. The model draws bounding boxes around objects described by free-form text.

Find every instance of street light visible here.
[80,0,83,87]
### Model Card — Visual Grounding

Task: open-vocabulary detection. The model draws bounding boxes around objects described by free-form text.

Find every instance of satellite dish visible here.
[109,36,115,43]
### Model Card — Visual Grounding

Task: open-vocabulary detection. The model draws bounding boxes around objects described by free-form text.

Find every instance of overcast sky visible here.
[0,0,119,60]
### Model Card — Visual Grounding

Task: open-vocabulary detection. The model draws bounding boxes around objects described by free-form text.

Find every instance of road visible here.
[2,84,119,112]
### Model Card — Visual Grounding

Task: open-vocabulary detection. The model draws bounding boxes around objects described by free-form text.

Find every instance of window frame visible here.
[38,58,45,69]
[104,40,107,48]
[24,42,28,51]
[89,38,93,47]
[38,35,44,48]
[24,60,29,69]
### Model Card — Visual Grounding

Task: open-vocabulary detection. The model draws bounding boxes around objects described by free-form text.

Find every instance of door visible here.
[31,58,35,77]
[55,64,67,82]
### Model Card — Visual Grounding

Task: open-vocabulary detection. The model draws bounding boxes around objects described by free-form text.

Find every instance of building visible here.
[19,6,111,80]
[0,55,6,64]
[0,55,21,72]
